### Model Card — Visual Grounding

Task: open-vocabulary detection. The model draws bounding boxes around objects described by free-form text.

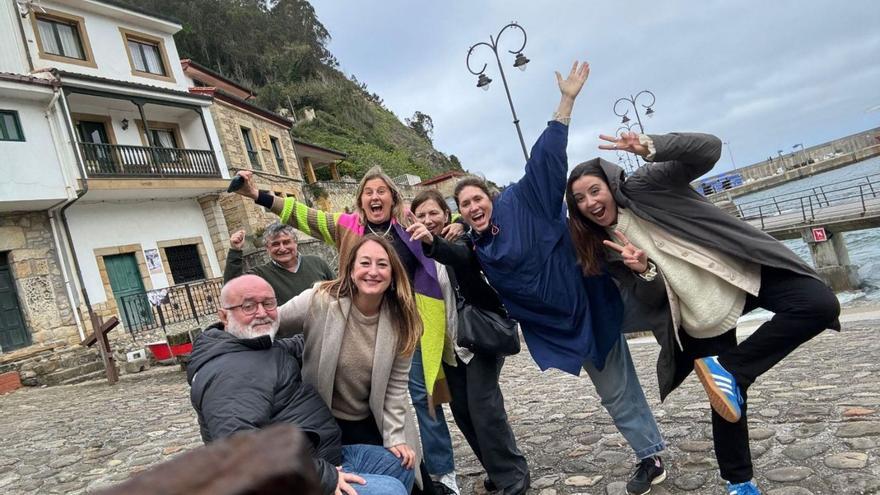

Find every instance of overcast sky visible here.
[310,0,880,184]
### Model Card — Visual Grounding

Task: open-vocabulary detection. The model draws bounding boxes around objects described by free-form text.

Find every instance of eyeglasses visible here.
[222,299,278,315]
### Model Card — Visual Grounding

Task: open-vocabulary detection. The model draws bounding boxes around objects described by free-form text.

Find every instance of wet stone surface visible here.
[1,323,879,494]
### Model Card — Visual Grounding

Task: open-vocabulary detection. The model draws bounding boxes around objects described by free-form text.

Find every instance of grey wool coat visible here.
[277,287,423,483]
[579,132,837,401]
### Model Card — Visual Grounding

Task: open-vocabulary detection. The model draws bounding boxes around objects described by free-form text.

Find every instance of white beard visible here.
[225,317,279,341]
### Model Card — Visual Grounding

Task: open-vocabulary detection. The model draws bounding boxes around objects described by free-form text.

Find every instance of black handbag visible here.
[453,282,520,356]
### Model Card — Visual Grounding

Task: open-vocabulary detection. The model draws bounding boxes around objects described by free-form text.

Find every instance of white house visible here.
[0,0,231,355]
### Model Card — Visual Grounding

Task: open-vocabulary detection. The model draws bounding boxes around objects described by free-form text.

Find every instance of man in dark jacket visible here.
[188,275,409,495]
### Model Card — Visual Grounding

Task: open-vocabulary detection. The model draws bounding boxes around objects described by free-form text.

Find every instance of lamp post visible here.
[613,90,656,134]
[793,143,809,167]
[467,22,531,161]
[617,123,642,169]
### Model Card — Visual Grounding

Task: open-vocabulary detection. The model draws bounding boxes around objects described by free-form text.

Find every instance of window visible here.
[165,245,205,284]
[36,17,84,59]
[241,127,261,170]
[0,111,25,142]
[127,39,166,76]
[119,28,174,82]
[32,11,95,67]
[270,136,286,175]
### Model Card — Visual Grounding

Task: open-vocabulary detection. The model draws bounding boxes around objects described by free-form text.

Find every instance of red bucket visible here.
[170,342,193,356]
[146,342,173,361]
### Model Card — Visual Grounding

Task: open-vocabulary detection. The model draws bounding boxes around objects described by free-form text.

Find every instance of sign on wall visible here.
[811,227,828,243]
[144,248,163,274]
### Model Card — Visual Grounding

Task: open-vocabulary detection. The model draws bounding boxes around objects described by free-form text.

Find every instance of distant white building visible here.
[394,173,422,186]
[0,0,229,354]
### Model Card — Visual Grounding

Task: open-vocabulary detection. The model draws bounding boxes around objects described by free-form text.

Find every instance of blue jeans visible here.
[341,444,414,494]
[583,334,666,459]
[409,346,456,475]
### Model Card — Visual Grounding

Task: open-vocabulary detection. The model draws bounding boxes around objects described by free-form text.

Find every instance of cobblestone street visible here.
[1,322,879,494]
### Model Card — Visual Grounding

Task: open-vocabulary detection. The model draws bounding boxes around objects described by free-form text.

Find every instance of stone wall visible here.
[0,212,80,350]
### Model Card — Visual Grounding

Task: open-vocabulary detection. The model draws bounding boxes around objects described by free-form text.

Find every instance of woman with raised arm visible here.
[406,190,529,495]
[451,61,668,495]
[229,167,462,494]
[564,131,840,495]
[278,235,420,493]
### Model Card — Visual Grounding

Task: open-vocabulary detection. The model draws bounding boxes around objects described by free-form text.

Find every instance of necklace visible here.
[367,222,393,240]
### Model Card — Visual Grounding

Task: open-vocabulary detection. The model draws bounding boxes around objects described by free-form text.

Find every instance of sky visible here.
[310,0,880,185]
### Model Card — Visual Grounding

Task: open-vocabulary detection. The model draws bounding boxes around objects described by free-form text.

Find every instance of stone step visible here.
[42,360,107,386]
[58,368,109,386]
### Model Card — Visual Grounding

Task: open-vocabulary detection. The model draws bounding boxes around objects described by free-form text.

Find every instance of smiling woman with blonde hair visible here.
[277,235,423,492]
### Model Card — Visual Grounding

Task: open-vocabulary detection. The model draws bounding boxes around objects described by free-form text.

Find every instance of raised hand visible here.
[229,229,246,250]
[555,60,590,100]
[598,131,649,157]
[603,230,649,274]
[231,170,259,200]
[405,212,434,245]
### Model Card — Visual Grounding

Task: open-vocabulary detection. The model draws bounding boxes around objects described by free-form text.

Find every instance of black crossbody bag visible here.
[452,280,520,357]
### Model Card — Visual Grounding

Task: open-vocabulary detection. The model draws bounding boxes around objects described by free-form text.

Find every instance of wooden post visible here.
[303,157,317,184]
[82,315,120,385]
[329,161,340,180]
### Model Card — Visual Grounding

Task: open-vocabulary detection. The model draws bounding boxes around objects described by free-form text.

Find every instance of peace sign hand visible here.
[598,131,649,157]
[602,230,649,274]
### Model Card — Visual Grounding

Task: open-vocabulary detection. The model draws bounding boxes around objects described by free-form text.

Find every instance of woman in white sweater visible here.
[278,235,423,492]
[564,131,839,495]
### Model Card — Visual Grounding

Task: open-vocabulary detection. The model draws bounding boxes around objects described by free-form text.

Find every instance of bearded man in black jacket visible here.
[188,275,410,495]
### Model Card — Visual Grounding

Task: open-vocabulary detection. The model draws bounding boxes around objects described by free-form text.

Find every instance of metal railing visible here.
[79,142,220,178]
[736,174,880,230]
[118,278,222,334]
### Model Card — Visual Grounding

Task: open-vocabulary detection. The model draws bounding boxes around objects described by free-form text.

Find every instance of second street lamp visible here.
[467,22,531,161]
[613,89,656,134]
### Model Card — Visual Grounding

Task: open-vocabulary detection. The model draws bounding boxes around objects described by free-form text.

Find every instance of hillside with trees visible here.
[119,0,463,180]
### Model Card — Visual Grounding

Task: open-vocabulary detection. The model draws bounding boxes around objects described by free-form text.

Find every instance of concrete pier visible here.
[801,227,861,291]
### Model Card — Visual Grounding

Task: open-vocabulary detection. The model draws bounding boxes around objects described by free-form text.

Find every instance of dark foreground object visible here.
[96,424,321,495]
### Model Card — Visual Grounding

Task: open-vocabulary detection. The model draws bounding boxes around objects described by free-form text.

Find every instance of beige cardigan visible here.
[278,287,422,469]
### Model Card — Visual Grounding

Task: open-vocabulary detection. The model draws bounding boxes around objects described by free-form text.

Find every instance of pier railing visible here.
[736,173,880,230]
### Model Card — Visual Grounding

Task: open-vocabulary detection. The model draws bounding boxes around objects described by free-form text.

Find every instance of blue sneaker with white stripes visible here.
[694,356,742,422]
[727,480,761,494]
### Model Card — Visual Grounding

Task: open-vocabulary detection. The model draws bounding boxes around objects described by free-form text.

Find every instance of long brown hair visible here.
[354,166,405,225]
[317,235,421,356]
[565,162,612,276]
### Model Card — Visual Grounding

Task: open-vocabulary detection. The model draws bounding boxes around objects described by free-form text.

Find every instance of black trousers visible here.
[443,353,529,490]
[682,265,839,483]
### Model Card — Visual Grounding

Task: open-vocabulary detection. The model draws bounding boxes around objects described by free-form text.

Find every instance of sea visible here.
[732,155,880,315]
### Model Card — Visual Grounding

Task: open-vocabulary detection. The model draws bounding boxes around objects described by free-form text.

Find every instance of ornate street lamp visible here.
[467,22,531,161]
[613,90,656,134]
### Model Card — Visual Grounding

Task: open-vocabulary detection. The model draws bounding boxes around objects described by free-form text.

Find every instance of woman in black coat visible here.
[406,190,530,495]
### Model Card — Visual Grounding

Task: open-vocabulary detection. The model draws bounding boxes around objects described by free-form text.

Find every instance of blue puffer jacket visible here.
[470,121,623,374]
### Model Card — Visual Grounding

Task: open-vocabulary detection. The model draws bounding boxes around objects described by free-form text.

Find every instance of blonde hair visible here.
[354,166,405,225]
[317,235,421,356]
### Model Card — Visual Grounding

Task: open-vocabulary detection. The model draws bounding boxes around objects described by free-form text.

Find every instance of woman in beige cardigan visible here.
[278,235,424,491]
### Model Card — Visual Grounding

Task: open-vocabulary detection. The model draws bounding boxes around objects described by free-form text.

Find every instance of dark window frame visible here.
[241,127,261,170]
[0,110,25,142]
[270,136,286,175]
[164,244,206,284]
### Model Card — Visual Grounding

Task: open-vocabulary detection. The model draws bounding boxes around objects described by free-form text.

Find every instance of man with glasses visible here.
[188,275,412,495]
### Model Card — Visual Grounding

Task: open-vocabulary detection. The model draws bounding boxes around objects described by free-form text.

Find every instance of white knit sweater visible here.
[612,208,760,338]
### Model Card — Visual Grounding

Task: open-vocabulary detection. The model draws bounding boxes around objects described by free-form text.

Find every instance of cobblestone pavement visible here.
[1,322,879,494]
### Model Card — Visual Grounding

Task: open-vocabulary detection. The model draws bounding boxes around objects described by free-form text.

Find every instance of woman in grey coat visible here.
[564,131,840,495]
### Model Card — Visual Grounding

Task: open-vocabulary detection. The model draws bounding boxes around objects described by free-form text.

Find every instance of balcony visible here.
[79,142,220,178]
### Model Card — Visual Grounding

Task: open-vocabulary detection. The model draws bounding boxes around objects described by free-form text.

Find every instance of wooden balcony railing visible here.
[79,142,220,178]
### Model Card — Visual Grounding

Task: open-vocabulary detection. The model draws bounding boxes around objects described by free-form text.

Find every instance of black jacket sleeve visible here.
[222,248,246,283]
[275,334,305,366]
[642,133,723,186]
[313,458,339,494]
[424,236,474,270]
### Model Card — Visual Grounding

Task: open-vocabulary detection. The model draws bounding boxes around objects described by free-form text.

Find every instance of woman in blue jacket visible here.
[453,61,667,495]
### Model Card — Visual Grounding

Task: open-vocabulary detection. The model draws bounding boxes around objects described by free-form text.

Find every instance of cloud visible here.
[311,0,880,183]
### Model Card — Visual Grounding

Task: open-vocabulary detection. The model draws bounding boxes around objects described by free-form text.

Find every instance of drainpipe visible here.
[43,84,86,340]
[13,1,35,72]
[54,85,100,333]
